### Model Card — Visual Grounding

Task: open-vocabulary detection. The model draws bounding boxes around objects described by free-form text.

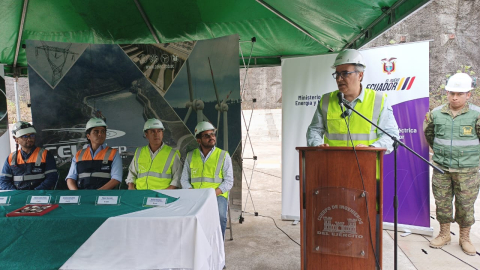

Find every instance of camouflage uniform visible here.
[424,103,480,227]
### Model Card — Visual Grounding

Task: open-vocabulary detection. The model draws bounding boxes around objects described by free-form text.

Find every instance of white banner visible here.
[281,42,430,226]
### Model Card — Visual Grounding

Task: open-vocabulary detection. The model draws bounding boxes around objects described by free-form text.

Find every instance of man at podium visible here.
[306,49,399,155]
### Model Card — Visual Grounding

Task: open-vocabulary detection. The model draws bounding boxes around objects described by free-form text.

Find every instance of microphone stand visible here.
[340,100,444,270]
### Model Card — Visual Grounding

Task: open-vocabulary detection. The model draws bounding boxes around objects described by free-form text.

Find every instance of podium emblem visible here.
[313,187,369,258]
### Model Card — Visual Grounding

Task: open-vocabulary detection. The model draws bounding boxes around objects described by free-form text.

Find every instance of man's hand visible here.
[215,188,223,196]
[66,178,79,190]
[355,144,368,147]
[98,179,120,190]
[316,143,329,147]
[127,183,136,190]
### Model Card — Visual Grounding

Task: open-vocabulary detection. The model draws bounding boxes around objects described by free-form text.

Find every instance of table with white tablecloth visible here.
[0,188,224,270]
[61,188,225,270]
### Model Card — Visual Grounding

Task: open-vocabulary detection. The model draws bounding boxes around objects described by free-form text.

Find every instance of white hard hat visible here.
[85,117,107,131]
[194,121,216,137]
[143,118,164,131]
[445,73,475,92]
[12,121,36,137]
[332,49,366,69]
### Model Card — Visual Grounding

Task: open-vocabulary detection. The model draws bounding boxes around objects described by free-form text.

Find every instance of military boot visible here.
[459,227,476,256]
[430,223,451,248]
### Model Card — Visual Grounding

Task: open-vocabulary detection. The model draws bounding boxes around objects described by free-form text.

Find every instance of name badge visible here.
[145,197,167,207]
[59,196,80,204]
[30,196,50,204]
[0,196,10,204]
[97,196,119,205]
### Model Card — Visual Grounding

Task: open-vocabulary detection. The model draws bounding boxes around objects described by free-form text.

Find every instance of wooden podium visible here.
[296,146,386,270]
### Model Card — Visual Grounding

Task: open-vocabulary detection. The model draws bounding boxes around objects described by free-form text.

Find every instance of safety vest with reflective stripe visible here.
[75,146,117,189]
[134,144,179,190]
[8,147,49,190]
[320,89,385,147]
[431,103,480,168]
[320,89,385,179]
[188,148,228,198]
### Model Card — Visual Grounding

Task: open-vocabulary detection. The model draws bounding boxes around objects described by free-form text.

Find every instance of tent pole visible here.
[14,77,21,122]
[256,0,334,52]
[12,0,28,122]
[133,0,161,44]
[13,0,29,68]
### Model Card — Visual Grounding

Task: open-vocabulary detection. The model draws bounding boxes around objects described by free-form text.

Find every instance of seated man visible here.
[66,118,122,190]
[126,118,181,190]
[0,122,58,190]
[181,121,233,239]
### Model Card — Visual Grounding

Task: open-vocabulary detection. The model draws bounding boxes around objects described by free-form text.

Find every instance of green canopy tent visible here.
[1,0,431,76]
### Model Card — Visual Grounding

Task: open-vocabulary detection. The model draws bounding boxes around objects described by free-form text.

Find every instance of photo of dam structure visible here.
[26,36,241,189]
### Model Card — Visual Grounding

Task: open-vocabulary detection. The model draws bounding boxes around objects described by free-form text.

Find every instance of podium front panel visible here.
[312,187,368,258]
[297,147,384,269]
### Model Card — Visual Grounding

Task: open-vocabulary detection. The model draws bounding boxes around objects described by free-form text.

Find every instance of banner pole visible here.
[14,77,21,122]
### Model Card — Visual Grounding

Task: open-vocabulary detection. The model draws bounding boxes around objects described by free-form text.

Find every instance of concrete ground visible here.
[225,109,480,270]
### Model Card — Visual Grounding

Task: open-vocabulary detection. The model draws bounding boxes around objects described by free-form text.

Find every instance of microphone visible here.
[337,92,350,118]
[337,91,344,106]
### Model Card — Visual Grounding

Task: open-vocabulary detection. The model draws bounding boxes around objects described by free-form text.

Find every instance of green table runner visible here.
[0,190,178,270]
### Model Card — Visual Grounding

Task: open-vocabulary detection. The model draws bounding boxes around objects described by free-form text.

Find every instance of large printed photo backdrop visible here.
[282,42,430,229]
[26,35,242,197]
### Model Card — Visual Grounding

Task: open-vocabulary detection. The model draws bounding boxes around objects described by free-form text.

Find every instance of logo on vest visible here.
[462,126,473,136]
[31,168,43,173]
[138,165,148,172]
[101,165,111,171]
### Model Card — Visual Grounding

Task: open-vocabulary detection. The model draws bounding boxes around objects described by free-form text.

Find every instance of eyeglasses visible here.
[19,134,35,140]
[201,132,216,139]
[332,71,358,80]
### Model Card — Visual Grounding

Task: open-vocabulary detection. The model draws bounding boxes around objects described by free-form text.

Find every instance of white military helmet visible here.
[12,121,36,137]
[143,118,164,132]
[194,121,216,137]
[332,49,366,69]
[445,73,475,92]
[85,117,107,131]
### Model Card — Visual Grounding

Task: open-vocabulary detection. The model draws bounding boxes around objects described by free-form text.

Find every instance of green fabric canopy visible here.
[0,0,431,75]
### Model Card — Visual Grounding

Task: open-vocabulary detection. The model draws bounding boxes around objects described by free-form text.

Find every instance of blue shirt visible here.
[306,88,400,154]
[0,147,58,190]
[180,146,234,193]
[65,143,122,182]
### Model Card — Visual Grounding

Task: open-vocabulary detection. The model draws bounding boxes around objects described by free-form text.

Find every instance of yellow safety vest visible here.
[188,148,228,198]
[134,145,179,190]
[320,88,386,178]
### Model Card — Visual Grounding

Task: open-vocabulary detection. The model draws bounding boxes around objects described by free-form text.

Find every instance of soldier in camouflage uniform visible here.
[424,73,480,256]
